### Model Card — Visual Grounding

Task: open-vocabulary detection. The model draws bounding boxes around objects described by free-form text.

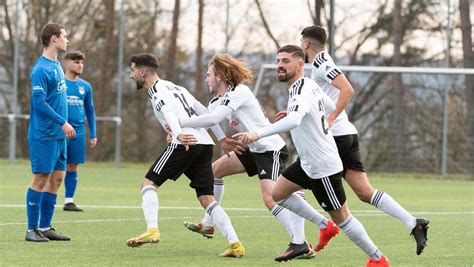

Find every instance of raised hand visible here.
[275,111,287,121]
[232,132,259,145]
[219,137,246,157]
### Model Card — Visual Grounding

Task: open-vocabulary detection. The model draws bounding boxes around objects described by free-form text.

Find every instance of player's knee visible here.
[67,164,78,172]
[354,189,373,203]
[271,190,284,203]
[31,177,48,190]
[212,162,226,178]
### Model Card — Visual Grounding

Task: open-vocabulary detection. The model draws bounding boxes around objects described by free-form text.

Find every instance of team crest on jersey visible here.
[79,86,85,95]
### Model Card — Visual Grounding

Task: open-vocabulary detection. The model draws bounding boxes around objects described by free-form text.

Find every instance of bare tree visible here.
[165,0,181,81]
[194,0,205,102]
[96,0,116,117]
[307,0,324,25]
[391,0,406,171]
[254,0,280,49]
[459,0,474,177]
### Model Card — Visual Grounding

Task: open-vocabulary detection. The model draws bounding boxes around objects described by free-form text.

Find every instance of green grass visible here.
[1,159,473,266]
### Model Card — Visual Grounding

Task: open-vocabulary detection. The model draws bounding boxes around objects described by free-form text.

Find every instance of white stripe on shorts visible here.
[321,176,341,209]
[153,143,177,174]
[271,150,281,181]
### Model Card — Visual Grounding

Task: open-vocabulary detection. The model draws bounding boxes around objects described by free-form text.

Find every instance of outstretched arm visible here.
[181,105,233,128]
[233,112,303,144]
[191,100,226,141]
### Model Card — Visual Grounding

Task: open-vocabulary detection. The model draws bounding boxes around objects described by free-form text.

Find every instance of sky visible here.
[154,0,464,61]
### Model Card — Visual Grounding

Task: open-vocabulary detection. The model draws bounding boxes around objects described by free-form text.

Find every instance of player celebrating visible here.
[63,51,97,212]
[235,45,390,267]
[126,53,245,258]
[299,25,429,255]
[25,23,75,242]
[179,54,339,261]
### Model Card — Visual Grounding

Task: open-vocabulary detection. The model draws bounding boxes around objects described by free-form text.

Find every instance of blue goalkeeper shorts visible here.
[29,138,66,173]
[67,134,86,164]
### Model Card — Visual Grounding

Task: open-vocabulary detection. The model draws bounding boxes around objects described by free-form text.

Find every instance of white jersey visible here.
[208,84,285,153]
[310,51,358,136]
[147,79,214,145]
[287,77,343,178]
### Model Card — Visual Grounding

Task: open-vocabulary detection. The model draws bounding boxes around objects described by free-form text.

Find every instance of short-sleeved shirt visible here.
[310,51,357,136]
[148,79,214,145]
[28,56,67,140]
[208,84,285,153]
[286,77,343,178]
[66,78,96,138]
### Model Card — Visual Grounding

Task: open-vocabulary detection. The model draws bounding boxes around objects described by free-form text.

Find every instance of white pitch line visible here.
[0,204,473,215]
[0,215,276,226]
[1,210,474,226]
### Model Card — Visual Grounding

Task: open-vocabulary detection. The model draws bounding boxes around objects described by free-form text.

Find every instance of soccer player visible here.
[25,22,75,242]
[179,54,339,261]
[234,45,390,267]
[63,51,97,212]
[299,25,429,255]
[126,53,245,257]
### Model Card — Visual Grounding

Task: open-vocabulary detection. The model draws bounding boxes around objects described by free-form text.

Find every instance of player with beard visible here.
[179,54,341,261]
[234,45,389,267]
[126,53,245,258]
[298,25,429,255]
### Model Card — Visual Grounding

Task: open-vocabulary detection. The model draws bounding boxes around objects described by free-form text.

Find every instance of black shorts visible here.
[145,144,214,196]
[282,159,346,211]
[236,145,289,180]
[334,134,365,174]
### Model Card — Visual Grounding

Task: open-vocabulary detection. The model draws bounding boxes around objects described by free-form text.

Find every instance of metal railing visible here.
[253,64,474,176]
[1,114,122,166]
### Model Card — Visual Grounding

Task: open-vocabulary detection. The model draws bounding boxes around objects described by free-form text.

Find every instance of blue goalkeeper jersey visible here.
[28,55,67,140]
[66,78,96,138]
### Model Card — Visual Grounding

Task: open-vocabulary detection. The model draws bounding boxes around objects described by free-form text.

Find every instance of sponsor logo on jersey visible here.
[260,169,267,175]
[57,80,67,92]
[67,95,84,105]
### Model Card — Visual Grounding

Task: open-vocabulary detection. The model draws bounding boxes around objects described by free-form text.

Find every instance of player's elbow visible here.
[345,85,355,96]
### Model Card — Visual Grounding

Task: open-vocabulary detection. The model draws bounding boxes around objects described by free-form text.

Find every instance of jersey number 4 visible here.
[318,99,329,135]
[174,93,197,117]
